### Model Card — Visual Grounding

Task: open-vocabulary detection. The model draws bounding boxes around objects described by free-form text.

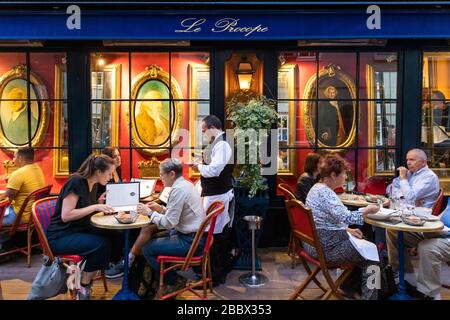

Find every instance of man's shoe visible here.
[76,285,92,300]
[404,280,424,299]
[105,261,124,279]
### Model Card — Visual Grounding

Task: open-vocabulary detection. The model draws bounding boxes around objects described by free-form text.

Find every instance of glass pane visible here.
[421,52,450,180]
[359,52,398,100]
[359,100,397,148]
[425,148,450,179]
[319,52,357,94]
[90,59,122,148]
[91,52,129,99]
[278,51,315,100]
[295,100,312,147]
[30,52,67,101]
[357,149,392,194]
[171,52,210,100]
[315,100,355,147]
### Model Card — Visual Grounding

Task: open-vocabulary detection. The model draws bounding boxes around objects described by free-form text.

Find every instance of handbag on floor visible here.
[28,256,68,300]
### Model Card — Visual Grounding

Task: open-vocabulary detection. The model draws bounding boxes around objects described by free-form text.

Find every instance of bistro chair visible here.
[278,183,297,201]
[431,188,444,216]
[156,201,225,300]
[0,198,12,226]
[286,199,354,300]
[277,183,300,268]
[32,196,108,300]
[0,185,53,267]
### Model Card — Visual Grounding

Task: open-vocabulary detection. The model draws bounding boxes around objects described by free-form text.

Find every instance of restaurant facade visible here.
[0,1,449,245]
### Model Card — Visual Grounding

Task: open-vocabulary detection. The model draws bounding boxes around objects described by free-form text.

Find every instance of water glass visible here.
[377,197,384,211]
[406,200,415,216]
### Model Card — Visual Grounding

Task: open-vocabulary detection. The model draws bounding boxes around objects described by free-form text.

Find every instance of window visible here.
[89,51,211,183]
[422,52,450,194]
[277,51,398,192]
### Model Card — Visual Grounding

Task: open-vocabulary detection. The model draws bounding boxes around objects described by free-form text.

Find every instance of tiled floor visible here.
[1,248,449,300]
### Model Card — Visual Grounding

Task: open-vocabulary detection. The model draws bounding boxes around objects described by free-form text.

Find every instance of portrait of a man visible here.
[134,80,171,146]
[0,81,39,145]
[318,86,346,146]
[303,64,357,149]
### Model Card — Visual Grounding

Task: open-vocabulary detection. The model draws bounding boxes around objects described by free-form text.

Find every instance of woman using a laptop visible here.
[46,154,117,300]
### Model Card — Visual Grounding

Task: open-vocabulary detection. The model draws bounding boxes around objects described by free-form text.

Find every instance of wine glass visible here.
[405,199,415,217]
[376,197,384,212]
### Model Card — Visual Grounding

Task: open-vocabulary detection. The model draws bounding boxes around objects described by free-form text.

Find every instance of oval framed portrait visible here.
[129,64,183,155]
[0,65,49,151]
[302,64,357,150]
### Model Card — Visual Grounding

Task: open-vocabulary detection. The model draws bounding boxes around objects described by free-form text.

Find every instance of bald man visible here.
[388,148,439,208]
[386,148,440,294]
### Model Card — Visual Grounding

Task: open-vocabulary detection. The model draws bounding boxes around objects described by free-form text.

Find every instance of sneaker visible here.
[76,285,92,300]
[105,261,124,279]
[176,268,200,281]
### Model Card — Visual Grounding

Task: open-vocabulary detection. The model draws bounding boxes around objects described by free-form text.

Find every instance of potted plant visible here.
[227,91,279,270]
[228,91,279,197]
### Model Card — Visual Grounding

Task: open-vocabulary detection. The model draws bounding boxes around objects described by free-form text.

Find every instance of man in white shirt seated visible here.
[136,158,205,295]
[386,148,441,293]
[387,148,439,208]
[413,202,450,300]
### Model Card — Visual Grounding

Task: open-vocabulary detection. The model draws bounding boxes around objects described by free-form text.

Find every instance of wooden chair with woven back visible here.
[156,200,225,300]
[431,188,444,216]
[0,184,53,267]
[286,199,355,300]
[277,183,300,268]
[32,196,108,299]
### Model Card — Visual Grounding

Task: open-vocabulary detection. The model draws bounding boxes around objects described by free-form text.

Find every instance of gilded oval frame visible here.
[129,65,183,155]
[0,64,49,151]
[302,64,357,151]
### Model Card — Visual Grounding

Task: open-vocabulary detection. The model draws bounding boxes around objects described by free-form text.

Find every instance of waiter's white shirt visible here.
[197,132,234,234]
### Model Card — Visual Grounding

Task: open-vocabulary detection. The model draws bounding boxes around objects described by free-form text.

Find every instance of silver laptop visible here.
[106,182,140,212]
[131,178,157,198]
[158,187,172,204]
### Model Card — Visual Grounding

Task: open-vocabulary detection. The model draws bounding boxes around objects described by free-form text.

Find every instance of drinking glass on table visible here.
[377,197,384,211]
[405,199,415,216]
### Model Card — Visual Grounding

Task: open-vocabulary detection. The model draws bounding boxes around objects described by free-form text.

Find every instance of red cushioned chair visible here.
[0,185,53,267]
[32,196,108,300]
[286,199,354,300]
[156,200,225,300]
[432,188,444,216]
[278,183,300,268]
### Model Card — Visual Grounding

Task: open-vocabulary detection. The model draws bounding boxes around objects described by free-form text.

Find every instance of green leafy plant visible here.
[228,91,279,197]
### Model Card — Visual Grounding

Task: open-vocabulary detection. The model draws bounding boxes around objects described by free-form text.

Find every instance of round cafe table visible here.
[339,193,389,208]
[364,215,444,300]
[91,212,151,300]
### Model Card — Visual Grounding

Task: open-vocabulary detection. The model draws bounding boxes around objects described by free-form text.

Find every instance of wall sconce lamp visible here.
[94,53,105,67]
[235,57,254,91]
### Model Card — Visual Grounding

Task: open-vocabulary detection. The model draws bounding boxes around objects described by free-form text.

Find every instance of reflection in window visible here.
[422,52,450,188]
[374,71,397,172]
[277,52,398,192]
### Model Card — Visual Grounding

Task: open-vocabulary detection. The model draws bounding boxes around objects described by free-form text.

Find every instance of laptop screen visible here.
[158,187,172,204]
[106,182,140,208]
[131,178,157,198]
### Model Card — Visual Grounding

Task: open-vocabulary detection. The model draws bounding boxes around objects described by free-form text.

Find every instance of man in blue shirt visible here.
[386,148,440,289]
[388,148,439,208]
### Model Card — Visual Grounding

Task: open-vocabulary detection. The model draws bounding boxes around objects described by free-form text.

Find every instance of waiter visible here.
[191,115,235,285]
